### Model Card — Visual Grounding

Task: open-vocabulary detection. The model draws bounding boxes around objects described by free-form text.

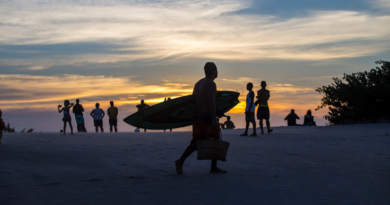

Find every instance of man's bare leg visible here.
[95,126,98,133]
[110,125,113,133]
[266,119,273,133]
[100,126,104,133]
[210,160,227,173]
[251,122,257,136]
[259,120,264,134]
[176,143,197,174]
[240,122,250,136]
[114,126,117,133]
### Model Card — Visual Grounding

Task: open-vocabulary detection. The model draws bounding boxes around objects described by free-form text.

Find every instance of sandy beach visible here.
[1,124,389,205]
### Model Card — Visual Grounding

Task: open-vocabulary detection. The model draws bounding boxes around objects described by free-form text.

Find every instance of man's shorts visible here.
[191,114,220,144]
[75,115,84,124]
[257,106,270,120]
[94,119,103,127]
[109,119,118,126]
[245,112,255,123]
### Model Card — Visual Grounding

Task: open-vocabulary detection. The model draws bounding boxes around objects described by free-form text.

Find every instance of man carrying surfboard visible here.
[175,62,227,174]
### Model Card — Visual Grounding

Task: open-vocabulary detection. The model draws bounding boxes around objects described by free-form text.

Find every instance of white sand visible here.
[0,124,389,205]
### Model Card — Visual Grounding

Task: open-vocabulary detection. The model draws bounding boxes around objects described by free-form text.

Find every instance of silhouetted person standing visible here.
[58,100,74,135]
[0,109,4,144]
[255,81,273,134]
[164,98,172,132]
[91,103,105,133]
[73,99,87,132]
[284,109,300,126]
[241,83,256,136]
[175,62,226,174]
[136,99,149,132]
[107,101,118,133]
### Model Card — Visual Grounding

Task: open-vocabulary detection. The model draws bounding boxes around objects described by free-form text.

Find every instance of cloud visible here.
[0,74,192,108]
[1,0,389,67]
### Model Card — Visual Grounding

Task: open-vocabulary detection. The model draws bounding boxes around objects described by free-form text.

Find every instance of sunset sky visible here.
[1,0,390,132]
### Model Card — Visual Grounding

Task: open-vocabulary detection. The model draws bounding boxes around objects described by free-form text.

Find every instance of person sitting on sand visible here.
[136,99,150,132]
[221,116,235,129]
[254,81,273,134]
[73,99,87,132]
[241,82,257,136]
[175,62,226,174]
[284,109,300,126]
[91,103,105,133]
[303,110,316,126]
[58,100,74,135]
[0,109,5,144]
[107,101,118,133]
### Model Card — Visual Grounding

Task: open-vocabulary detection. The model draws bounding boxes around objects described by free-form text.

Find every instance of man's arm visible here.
[284,115,288,120]
[90,110,94,118]
[58,107,63,113]
[296,114,300,120]
[81,105,84,112]
[115,108,118,118]
[101,109,105,118]
[247,91,255,113]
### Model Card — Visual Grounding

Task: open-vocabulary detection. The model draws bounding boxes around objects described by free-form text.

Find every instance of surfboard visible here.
[123,91,240,130]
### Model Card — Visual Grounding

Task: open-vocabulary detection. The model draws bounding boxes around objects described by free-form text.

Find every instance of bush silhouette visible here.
[316,60,390,125]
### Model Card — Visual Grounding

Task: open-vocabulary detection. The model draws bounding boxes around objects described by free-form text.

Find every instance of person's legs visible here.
[100,125,104,132]
[251,121,257,136]
[240,121,249,136]
[68,121,73,135]
[266,119,273,133]
[176,143,197,174]
[144,128,146,132]
[110,125,113,133]
[259,119,264,134]
[63,121,67,135]
[95,126,98,132]
[114,125,117,133]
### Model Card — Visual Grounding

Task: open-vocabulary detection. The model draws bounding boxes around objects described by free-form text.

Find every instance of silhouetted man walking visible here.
[73,99,87,132]
[175,62,226,174]
[240,83,256,136]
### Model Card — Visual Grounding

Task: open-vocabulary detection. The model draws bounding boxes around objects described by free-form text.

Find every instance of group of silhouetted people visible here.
[284,109,316,126]
[58,99,119,135]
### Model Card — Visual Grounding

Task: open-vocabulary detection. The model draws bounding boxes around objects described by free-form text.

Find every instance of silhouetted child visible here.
[58,100,74,135]
[221,116,235,129]
[284,109,300,126]
[0,109,5,144]
[304,110,316,126]
[91,103,105,133]
[241,83,256,136]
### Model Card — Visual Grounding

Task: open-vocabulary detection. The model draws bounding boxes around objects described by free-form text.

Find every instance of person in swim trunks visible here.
[175,62,226,174]
[107,101,118,133]
[91,103,105,133]
[255,81,273,134]
[240,82,257,136]
[58,100,74,135]
[73,99,87,132]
